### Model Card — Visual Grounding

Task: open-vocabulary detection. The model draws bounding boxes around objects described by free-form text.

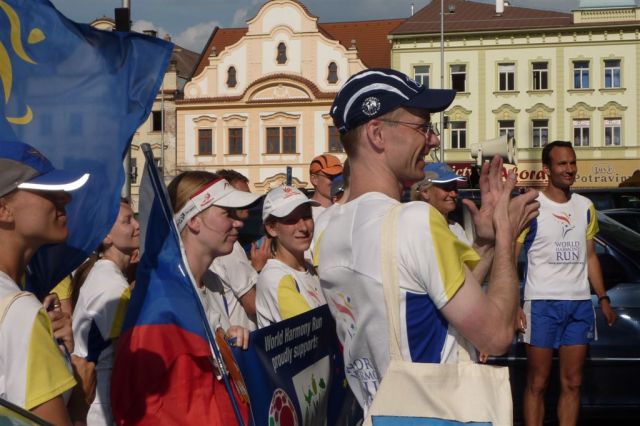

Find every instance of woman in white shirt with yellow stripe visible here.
[71,200,140,425]
[256,186,327,328]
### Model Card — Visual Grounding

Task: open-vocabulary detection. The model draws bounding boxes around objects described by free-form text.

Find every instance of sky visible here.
[50,0,585,53]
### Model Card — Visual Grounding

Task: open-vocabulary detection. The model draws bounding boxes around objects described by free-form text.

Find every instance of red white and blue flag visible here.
[111,144,249,425]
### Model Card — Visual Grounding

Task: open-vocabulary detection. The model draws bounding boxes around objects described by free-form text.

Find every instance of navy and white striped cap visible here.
[330,68,456,134]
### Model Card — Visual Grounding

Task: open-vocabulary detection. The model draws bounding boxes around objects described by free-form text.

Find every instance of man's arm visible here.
[469,241,494,284]
[586,239,616,326]
[442,231,519,355]
[441,157,539,355]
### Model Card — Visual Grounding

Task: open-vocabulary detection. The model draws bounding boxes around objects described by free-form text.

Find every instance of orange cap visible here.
[310,154,343,176]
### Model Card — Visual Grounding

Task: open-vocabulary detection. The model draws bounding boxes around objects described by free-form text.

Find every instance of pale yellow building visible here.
[176,0,403,191]
[390,0,640,187]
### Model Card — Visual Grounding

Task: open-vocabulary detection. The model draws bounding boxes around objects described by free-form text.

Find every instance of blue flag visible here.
[0,0,172,298]
[111,144,249,425]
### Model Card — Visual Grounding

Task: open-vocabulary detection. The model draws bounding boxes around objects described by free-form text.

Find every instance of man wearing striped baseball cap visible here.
[318,67,540,416]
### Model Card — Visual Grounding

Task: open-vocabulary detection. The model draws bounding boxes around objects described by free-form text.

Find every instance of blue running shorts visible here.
[522,300,596,348]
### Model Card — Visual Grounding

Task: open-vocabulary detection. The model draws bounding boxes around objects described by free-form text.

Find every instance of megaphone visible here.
[470,135,517,166]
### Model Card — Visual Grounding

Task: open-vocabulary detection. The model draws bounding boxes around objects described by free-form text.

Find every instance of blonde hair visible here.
[167,171,220,213]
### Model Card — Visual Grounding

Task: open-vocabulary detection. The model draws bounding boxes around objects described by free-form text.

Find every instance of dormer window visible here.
[277,42,287,64]
[327,62,338,84]
[227,66,237,88]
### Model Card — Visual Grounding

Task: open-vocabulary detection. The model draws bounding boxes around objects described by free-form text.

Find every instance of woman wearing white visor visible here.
[256,185,327,328]
[168,171,261,347]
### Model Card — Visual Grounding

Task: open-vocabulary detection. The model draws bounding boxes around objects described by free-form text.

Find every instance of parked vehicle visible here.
[601,208,640,234]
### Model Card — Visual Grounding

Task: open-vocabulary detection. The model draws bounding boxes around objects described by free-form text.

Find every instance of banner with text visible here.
[232,305,360,425]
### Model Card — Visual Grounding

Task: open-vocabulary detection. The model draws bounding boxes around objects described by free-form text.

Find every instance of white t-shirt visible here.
[199,270,232,332]
[317,193,479,411]
[518,192,598,301]
[0,272,75,410]
[73,259,131,425]
[256,259,326,328]
[311,203,340,267]
[311,204,326,221]
[449,220,472,246]
[209,242,258,330]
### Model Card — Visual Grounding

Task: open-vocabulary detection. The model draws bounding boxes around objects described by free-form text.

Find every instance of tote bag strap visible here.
[381,204,475,364]
[380,203,405,362]
[0,291,31,326]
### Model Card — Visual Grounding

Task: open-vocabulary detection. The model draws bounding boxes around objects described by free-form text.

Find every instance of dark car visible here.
[601,208,640,235]
[574,187,640,210]
[0,397,51,425]
[489,212,640,423]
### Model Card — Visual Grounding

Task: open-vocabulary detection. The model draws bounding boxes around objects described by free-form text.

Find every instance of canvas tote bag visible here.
[364,204,513,425]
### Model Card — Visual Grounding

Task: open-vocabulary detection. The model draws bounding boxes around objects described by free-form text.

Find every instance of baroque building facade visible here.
[175,0,402,191]
[389,0,640,187]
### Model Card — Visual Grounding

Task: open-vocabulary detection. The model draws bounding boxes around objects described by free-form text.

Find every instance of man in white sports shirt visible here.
[209,169,270,330]
[317,68,540,412]
[517,141,616,426]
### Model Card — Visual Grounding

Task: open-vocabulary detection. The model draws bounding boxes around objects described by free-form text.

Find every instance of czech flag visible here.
[111,144,249,425]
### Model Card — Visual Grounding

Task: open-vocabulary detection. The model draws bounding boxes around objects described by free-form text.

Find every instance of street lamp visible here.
[439,1,456,162]
[439,0,445,162]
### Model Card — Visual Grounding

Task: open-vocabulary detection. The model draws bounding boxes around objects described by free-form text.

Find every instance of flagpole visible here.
[117,1,132,199]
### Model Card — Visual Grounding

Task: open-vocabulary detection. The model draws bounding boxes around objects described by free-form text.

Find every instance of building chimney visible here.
[496,0,504,16]
[143,29,157,38]
[411,2,414,16]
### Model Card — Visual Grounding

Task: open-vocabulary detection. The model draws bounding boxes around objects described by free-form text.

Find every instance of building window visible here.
[327,62,338,84]
[152,110,163,132]
[573,60,589,89]
[228,128,243,154]
[499,120,515,139]
[283,127,296,153]
[604,59,621,88]
[328,126,344,153]
[450,64,466,92]
[277,42,287,64]
[532,119,548,148]
[532,62,548,90]
[227,66,237,88]
[573,119,590,147]
[604,118,621,146]
[266,126,297,153]
[198,129,213,155]
[130,157,138,184]
[266,127,280,154]
[413,65,430,88]
[450,121,467,149]
[498,63,515,91]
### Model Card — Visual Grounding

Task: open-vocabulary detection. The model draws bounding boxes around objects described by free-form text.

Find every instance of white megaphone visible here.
[470,135,517,166]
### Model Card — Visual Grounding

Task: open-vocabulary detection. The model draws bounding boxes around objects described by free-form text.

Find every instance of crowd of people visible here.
[0,67,616,426]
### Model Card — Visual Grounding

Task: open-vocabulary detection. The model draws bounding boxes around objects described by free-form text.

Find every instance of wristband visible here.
[598,295,610,305]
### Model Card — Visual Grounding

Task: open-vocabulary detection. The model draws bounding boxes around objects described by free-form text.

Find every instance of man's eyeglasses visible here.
[378,119,440,136]
[312,173,340,182]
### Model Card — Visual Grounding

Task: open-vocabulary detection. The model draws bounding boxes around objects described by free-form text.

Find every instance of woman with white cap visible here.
[256,185,326,328]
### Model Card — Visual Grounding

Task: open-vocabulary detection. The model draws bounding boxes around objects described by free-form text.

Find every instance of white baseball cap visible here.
[262,185,320,222]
